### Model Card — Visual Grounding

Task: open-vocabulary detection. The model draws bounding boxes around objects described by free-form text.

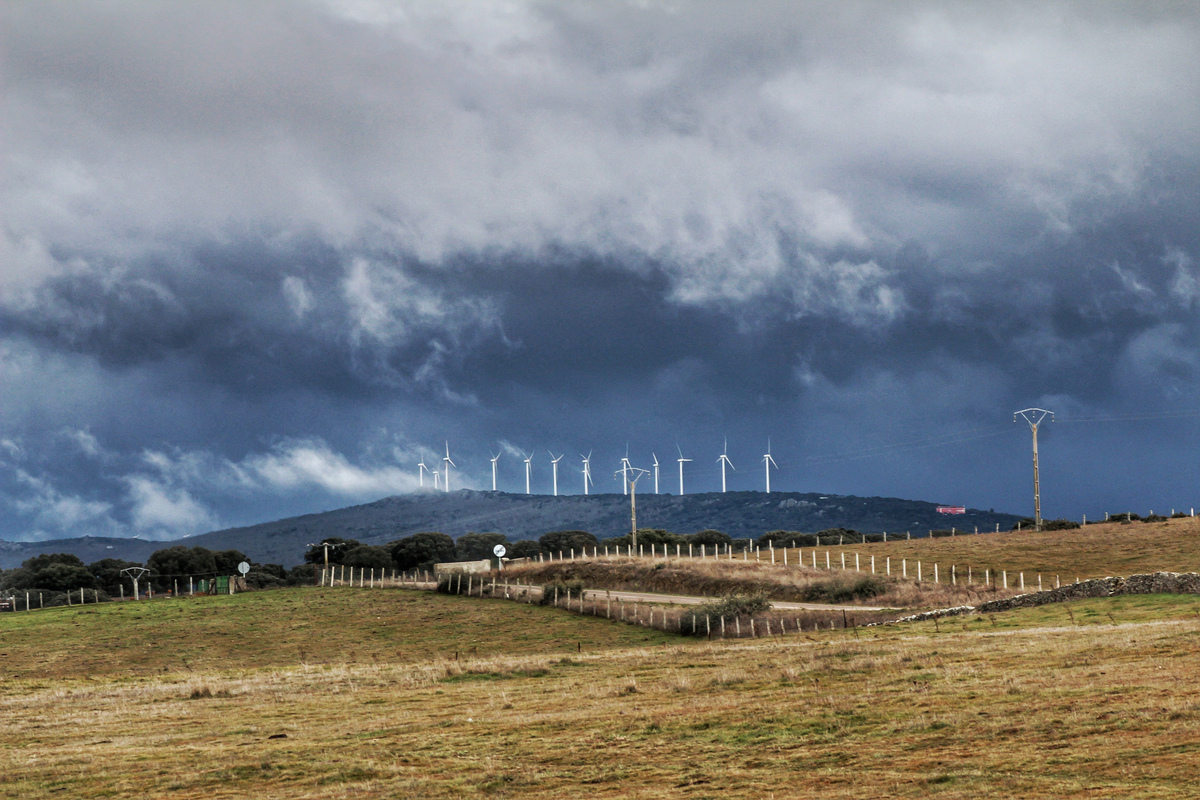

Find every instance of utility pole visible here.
[620,467,650,550]
[120,566,149,601]
[1014,408,1054,531]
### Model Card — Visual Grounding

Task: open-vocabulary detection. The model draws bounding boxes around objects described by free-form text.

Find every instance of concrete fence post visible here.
[917,561,922,582]
[1020,572,1025,591]
[1003,570,1007,589]
[902,559,907,579]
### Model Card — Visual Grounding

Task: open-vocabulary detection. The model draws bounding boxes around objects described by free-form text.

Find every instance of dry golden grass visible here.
[4,589,1200,798]
[509,516,1200,611]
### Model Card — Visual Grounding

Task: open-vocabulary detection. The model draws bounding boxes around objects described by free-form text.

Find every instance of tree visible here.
[389,532,456,571]
[2,554,96,592]
[606,529,688,549]
[455,532,509,561]
[89,558,143,596]
[342,545,394,571]
[212,549,249,574]
[147,546,218,580]
[538,530,599,555]
[303,537,361,565]
[506,540,542,559]
[690,529,732,547]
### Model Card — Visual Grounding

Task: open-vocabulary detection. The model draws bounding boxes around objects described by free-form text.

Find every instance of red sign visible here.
[937,506,967,514]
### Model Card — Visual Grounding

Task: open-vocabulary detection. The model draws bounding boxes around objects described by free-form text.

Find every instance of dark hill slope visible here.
[0,490,1020,568]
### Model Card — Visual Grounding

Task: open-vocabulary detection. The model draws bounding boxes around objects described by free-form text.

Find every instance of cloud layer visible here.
[3,1,1200,540]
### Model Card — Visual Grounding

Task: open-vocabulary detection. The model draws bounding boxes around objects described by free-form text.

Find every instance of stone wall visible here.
[874,572,1200,626]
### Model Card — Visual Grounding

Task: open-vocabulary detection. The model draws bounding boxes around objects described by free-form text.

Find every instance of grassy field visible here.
[0,588,675,680]
[3,589,1200,798]
[4,518,1200,798]
[506,516,1200,611]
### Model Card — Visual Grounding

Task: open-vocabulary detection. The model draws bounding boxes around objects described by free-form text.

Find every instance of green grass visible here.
[0,586,678,680]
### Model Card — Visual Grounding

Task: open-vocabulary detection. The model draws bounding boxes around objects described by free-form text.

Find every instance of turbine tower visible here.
[417,460,429,488]
[490,451,501,492]
[522,451,533,495]
[717,438,735,493]
[763,438,778,493]
[442,441,455,493]
[652,453,660,494]
[676,444,692,495]
[549,452,563,496]
[1014,408,1054,531]
[432,469,440,491]
[581,451,593,495]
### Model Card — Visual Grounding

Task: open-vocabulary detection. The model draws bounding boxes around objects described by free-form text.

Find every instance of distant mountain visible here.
[0,490,1021,569]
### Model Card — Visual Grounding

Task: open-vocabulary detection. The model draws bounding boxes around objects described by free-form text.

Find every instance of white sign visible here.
[492,544,507,558]
[237,561,251,575]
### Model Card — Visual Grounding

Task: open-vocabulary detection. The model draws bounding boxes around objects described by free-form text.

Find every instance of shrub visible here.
[455,532,509,561]
[539,531,599,555]
[797,575,887,604]
[538,579,586,605]
[690,529,733,547]
[757,531,809,548]
[506,540,542,559]
[815,527,861,545]
[1041,518,1081,531]
[390,532,456,571]
[697,592,772,620]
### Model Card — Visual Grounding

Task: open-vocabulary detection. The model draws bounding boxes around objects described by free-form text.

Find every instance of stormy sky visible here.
[3,1,1200,541]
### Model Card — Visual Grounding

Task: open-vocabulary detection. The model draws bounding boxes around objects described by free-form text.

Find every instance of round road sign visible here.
[492,544,507,558]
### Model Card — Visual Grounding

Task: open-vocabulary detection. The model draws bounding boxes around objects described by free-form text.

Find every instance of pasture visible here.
[3,518,1200,798]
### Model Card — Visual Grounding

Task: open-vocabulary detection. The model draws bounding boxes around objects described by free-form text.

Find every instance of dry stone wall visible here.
[876,572,1200,626]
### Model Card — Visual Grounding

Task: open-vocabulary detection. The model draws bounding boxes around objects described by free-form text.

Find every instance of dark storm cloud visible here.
[3,1,1200,540]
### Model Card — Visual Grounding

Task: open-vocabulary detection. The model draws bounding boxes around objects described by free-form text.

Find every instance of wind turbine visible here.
[432,469,440,491]
[549,452,563,496]
[442,441,455,493]
[581,451,593,495]
[418,459,429,488]
[490,451,501,492]
[620,445,632,496]
[522,451,533,495]
[676,444,692,495]
[763,438,778,493]
[652,453,660,494]
[717,438,735,493]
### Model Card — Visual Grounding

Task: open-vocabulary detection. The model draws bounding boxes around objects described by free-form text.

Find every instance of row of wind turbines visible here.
[416,440,780,497]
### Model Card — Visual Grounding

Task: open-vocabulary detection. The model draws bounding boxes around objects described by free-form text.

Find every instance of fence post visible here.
[735,617,740,637]
[871,555,875,574]
[886,556,890,576]
[918,561,922,582]
[1020,572,1025,591]
[720,616,726,638]
[826,551,831,569]
[1038,574,1042,592]
[934,563,938,583]
[855,553,860,572]
[1003,570,1007,589]
[841,552,845,570]
[902,559,907,579]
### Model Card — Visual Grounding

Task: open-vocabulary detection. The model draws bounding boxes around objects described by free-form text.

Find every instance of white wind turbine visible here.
[652,453,660,494]
[717,438,735,493]
[522,450,533,495]
[417,459,429,488]
[442,441,455,493]
[432,469,440,491]
[763,438,778,493]
[581,451,593,495]
[676,444,692,495]
[490,451,501,492]
[549,451,563,496]
[620,445,632,496]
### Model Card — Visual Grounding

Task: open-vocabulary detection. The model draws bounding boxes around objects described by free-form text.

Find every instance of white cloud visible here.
[124,476,217,538]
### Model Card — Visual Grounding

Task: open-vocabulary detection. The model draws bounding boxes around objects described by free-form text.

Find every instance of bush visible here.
[757,531,810,548]
[538,579,585,605]
[390,532,456,571]
[681,592,772,631]
[538,531,599,556]
[605,529,689,549]
[690,529,733,547]
[506,540,542,559]
[285,564,317,586]
[797,575,887,604]
[455,532,509,561]
[303,538,362,565]
[1042,518,1081,530]
[815,528,861,545]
